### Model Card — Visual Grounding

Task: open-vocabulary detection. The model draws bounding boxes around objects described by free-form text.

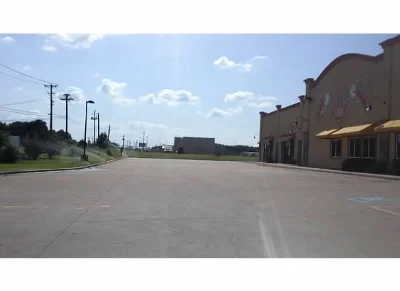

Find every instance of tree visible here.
[77,139,86,148]
[0,132,18,163]
[96,132,108,148]
[55,129,72,141]
[7,119,49,140]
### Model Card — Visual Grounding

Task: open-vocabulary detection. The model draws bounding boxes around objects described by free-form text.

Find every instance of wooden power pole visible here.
[44,83,58,132]
[60,93,74,138]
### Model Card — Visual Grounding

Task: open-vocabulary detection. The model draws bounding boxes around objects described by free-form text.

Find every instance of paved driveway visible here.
[1,158,399,257]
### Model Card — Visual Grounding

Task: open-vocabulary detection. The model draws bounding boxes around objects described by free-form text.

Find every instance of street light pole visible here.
[82,100,95,161]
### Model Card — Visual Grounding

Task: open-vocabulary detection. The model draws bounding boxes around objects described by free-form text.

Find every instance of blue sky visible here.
[0,34,396,146]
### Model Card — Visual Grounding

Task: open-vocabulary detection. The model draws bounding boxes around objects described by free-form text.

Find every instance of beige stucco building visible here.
[258,35,400,170]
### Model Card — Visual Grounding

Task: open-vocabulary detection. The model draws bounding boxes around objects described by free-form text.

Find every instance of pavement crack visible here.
[37,178,123,257]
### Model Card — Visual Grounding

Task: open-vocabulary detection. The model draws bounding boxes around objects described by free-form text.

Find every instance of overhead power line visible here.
[0,106,65,118]
[0,71,44,85]
[0,98,47,107]
[0,62,52,84]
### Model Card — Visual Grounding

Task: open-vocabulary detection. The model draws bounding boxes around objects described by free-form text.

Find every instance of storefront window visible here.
[349,137,376,158]
[330,140,341,158]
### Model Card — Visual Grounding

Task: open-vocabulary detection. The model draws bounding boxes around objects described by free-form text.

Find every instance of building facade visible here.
[173,137,215,154]
[259,35,400,170]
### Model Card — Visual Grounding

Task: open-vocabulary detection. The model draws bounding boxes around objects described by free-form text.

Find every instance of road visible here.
[1,158,399,257]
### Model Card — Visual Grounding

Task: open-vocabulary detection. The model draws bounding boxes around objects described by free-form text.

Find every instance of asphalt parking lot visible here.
[1,158,399,258]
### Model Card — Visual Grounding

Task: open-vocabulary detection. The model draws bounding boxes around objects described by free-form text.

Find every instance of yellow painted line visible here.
[0,205,47,209]
[369,206,400,216]
[1,205,110,209]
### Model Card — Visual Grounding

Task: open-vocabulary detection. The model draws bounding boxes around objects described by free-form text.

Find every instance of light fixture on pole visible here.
[81,100,95,161]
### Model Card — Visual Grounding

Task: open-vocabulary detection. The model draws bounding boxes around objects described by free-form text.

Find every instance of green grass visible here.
[0,144,122,172]
[0,155,89,172]
[126,151,257,162]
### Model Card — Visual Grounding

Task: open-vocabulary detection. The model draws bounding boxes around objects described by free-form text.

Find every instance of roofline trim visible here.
[261,102,300,118]
[310,53,383,89]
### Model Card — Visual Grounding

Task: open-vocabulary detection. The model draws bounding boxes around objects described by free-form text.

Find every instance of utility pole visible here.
[107,124,111,143]
[97,113,100,140]
[121,135,125,156]
[60,93,74,138]
[91,110,98,144]
[44,83,58,133]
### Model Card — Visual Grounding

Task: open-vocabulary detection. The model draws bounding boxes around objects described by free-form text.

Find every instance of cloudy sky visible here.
[0,34,395,146]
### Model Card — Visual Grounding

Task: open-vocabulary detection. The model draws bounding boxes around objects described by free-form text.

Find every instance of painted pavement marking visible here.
[348,197,384,204]
[368,206,400,216]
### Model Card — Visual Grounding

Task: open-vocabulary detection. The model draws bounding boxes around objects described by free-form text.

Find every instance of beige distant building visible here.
[173,137,215,154]
[258,35,400,170]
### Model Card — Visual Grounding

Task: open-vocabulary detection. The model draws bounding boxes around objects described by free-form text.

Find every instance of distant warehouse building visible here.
[173,137,215,154]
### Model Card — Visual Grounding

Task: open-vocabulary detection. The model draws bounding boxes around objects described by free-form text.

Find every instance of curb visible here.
[257,162,400,181]
[0,157,124,176]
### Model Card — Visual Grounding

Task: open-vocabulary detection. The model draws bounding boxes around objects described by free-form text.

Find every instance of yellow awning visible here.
[315,128,340,139]
[374,120,400,133]
[329,123,376,138]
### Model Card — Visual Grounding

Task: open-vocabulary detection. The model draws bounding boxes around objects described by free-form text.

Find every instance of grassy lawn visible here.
[126,150,257,162]
[0,155,89,172]
[0,145,122,173]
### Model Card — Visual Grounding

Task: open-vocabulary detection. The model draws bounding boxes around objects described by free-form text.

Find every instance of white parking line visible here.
[369,206,400,216]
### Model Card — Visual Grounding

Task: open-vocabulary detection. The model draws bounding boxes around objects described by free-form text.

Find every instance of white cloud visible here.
[92,72,100,78]
[13,86,24,91]
[22,66,31,71]
[195,110,203,115]
[128,121,168,131]
[213,56,252,72]
[42,44,57,52]
[56,86,85,104]
[205,106,243,118]
[0,36,14,43]
[112,98,136,105]
[224,91,254,102]
[139,89,199,105]
[213,55,267,72]
[97,78,136,105]
[44,34,105,50]
[224,91,277,108]
[250,55,268,61]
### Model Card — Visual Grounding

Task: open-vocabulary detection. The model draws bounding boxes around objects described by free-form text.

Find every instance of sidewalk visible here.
[256,162,400,181]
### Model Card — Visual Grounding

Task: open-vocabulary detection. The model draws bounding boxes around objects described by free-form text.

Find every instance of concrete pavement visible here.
[1,158,399,257]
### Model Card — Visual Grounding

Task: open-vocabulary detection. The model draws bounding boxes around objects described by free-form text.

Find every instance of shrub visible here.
[16,147,27,160]
[387,159,400,176]
[215,152,222,157]
[97,133,108,148]
[106,149,112,156]
[342,158,386,174]
[68,146,83,157]
[0,144,18,163]
[43,141,62,159]
[0,133,8,147]
[23,140,43,160]
[365,161,387,174]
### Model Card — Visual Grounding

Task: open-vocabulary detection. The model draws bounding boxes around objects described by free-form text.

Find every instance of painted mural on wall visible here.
[331,95,348,121]
[316,75,372,122]
[317,93,330,118]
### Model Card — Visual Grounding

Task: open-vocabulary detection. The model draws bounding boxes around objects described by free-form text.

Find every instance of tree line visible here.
[0,119,109,163]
